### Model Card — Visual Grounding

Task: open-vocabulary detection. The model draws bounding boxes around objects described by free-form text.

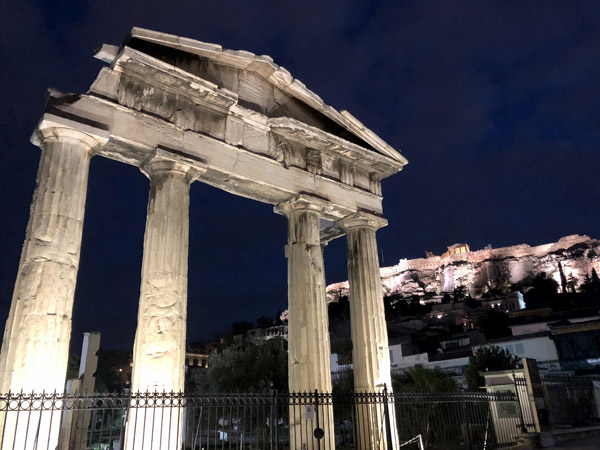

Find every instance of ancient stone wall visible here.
[327,235,600,299]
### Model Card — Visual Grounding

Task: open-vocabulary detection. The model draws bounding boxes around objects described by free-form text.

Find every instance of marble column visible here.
[337,211,398,450]
[126,153,201,450]
[0,127,100,450]
[275,194,335,450]
[130,156,200,393]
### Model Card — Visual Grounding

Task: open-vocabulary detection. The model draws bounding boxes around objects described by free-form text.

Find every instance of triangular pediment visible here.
[120,28,406,165]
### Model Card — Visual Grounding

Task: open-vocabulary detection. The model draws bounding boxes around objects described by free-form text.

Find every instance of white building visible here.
[510,315,600,336]
[479,332,560,371]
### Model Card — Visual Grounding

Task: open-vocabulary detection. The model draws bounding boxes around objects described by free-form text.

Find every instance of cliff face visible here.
[327,235,600,299]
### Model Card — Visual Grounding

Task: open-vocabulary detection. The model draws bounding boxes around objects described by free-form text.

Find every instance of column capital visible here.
[336,211,388,231]
[33,126,104,154]
[141,148,207,182]
[274,194,332,217]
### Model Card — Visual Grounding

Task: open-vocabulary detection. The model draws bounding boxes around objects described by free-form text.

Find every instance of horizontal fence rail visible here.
[0,390,521,450]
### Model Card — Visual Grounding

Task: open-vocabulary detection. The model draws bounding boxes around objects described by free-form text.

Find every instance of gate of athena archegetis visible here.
[0,28,407,449]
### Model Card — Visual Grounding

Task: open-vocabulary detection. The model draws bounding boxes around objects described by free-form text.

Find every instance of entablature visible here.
[37,92,383,220]
[33,29,408,222]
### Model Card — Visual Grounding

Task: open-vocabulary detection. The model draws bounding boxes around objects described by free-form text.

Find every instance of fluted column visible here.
[126,153,202,450]
[0,127,100,450]
[337,211,397,450]
[275,194,335,450]
[131,155,202,393]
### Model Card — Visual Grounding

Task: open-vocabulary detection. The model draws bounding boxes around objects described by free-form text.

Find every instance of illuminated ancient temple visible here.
[0,28,407,449]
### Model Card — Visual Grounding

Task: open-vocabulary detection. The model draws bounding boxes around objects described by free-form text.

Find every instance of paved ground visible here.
[547,436,600,449]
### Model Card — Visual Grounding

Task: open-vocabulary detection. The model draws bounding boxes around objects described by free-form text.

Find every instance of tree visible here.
[580,269,600,295]
[524,272,559,308]
[94,350,131,392]
[482,277,511,299]
[332,368,354,394]
[329,316,352,363]
[193,337,288,392]
[452,286,467,302]
[566,273,578,293]
[392,367,458,393]
[465,346,519,391]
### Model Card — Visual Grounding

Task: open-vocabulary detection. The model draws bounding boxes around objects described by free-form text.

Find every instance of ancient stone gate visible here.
[0,28,407,449]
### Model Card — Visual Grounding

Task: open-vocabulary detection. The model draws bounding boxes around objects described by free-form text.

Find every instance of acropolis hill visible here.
[327,234,600,299]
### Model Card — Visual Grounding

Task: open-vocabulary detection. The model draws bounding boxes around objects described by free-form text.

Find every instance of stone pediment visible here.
[98,27,406,166]
[37,28,408,219]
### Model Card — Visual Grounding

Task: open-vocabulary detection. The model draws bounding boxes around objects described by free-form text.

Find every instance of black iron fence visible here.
[0,389,521,450]
[389,392,521,449]
[514,375,600,430]
[543,376,599,428]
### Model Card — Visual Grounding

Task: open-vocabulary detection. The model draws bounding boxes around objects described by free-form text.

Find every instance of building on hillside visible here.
[388,331,482,375]
[510,311,600,337]
[439,331,485,351]
[549,319,600,372]
[330,353,352,378]
[482,292,525,312]
[185,349,210,369]
[388,330,563,376]
[480,332,560,371]
[247,325,288,342]
[441,243,470,259]
[425,350,472,376]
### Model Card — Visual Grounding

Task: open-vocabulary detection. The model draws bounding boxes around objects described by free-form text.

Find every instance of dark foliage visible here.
[477,309,512,339]
[192,337,288,393]
[465,346,519,391]
[393,367,458,393]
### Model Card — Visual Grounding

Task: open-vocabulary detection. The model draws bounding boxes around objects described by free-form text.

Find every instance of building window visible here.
[193,358,198,366]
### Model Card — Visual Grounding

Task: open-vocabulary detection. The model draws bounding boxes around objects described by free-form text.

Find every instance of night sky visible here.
[1,1,599,352]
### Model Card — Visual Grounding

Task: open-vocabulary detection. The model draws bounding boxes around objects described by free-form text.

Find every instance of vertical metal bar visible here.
[314,389,320,450]
[0,392,8,450]
[513,372,527,433]
[107,406,115,450]
[383,384,393,450]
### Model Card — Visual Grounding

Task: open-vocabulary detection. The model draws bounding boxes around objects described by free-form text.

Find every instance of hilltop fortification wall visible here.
[327,234,600,300]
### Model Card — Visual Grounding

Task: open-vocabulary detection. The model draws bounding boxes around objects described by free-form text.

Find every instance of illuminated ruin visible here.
[0,28,407,449]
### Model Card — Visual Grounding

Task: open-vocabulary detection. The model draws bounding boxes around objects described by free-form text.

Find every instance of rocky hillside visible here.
[327,234,600,300]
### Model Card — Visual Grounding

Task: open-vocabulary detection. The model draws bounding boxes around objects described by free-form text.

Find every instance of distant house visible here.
[441,243,470,259]
[482,292,525,312]
[185,350,211,369]
[549,319,600,371]
[510,310,600,336]
[479,332,560,371]
[247,325,288,342]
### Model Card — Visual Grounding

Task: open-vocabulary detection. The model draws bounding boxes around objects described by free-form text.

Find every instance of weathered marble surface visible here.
[1,28,406,450]
[338,212,398,450]
[0,127,104,450]
[275,195,335,450]
[127,154,201,450]
[131,154,202,393]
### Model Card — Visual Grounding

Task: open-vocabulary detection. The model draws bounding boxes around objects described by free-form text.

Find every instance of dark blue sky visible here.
[1,1,599,351]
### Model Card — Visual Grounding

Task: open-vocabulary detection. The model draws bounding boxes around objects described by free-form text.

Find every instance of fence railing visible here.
[0,389,521,450]
[514,375,600,430]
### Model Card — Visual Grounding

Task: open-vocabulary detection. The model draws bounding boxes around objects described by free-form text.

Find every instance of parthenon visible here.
[0,28,407,449]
